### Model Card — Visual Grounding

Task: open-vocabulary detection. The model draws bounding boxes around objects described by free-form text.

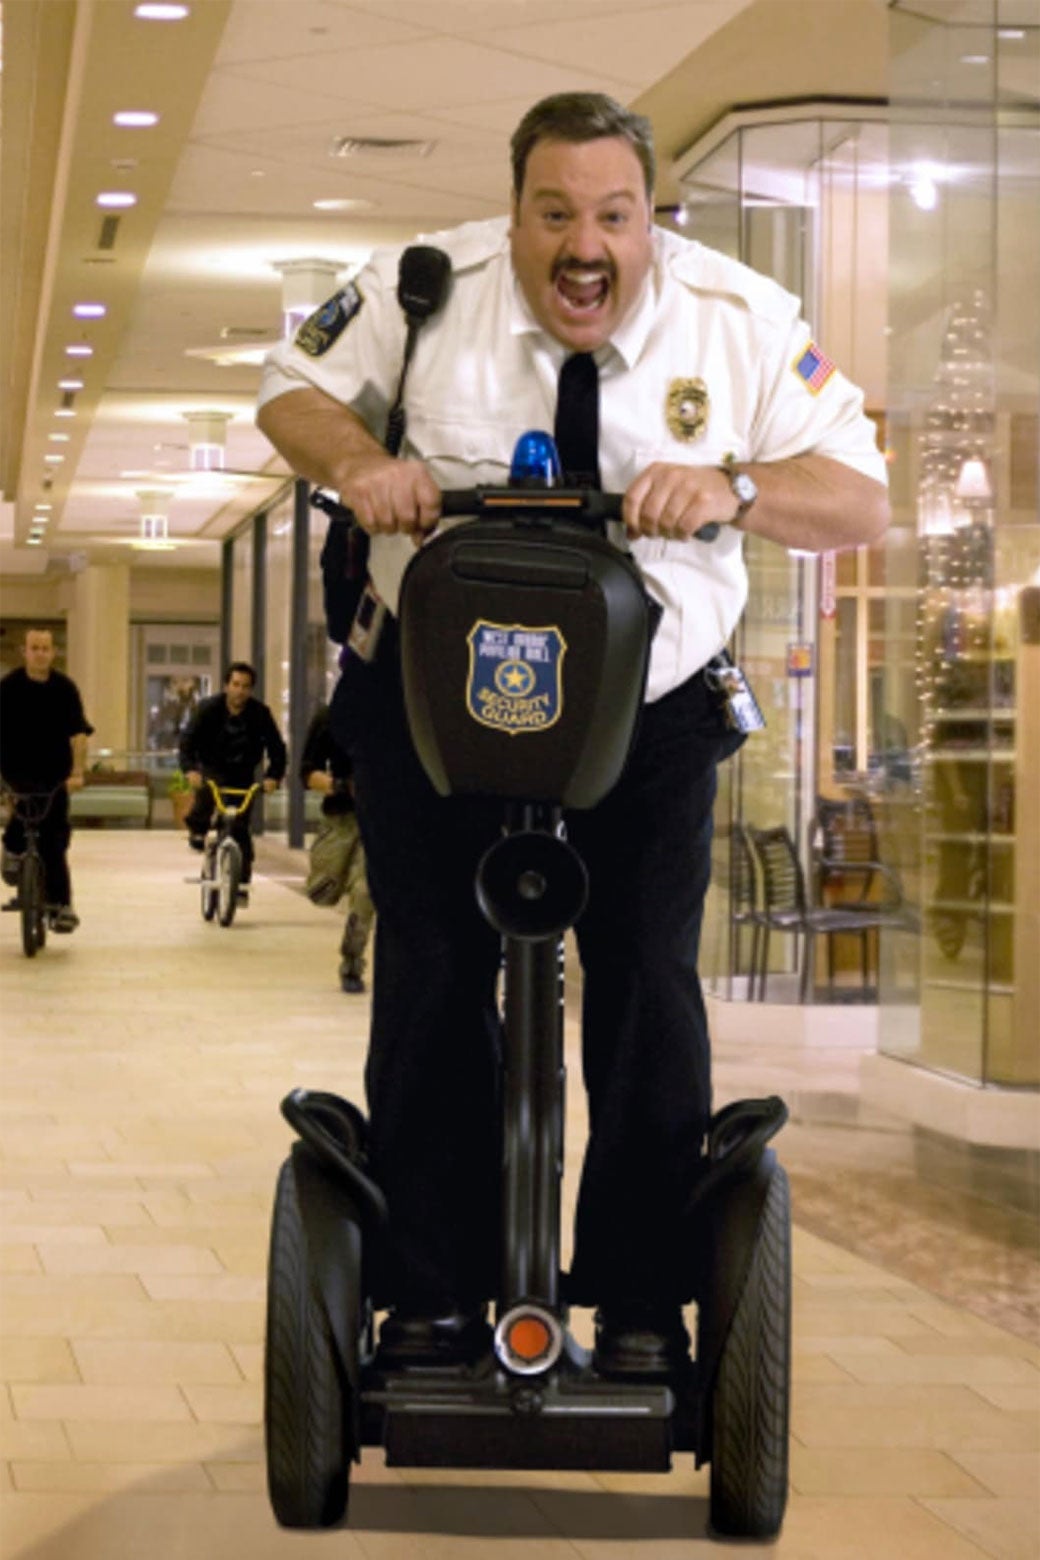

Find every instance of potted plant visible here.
[167,769,194,828]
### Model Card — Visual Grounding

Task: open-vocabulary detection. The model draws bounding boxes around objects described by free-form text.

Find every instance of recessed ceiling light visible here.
[113,110,160,127]
[66,344,94,357]
[27,537,43,546]
[48,434,71,443]
[35,503,53,512]
[54,408,76,419]
[44,455,65,464]
[58,378,84,391]
[134,3,189,17]
[96,191,138,208]
[73,303,106,318]
[960,53,990,65]
[312,198,376,212]
[998,28,1026,39]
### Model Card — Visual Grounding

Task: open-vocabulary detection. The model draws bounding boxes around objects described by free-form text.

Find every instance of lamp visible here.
[272,258,343,338]
[953,457,992,504]
[136,487,173,542]
[183,410,232,471]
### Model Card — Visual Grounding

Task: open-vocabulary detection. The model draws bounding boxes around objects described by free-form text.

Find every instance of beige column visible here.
[66,563,131,758]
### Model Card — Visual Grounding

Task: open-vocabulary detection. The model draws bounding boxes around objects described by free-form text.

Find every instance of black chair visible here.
[811,793,917,924]
[745,825,897,1002]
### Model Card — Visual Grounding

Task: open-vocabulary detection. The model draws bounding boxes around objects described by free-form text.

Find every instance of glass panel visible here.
[229,531,253,664]
[264,493,294,771]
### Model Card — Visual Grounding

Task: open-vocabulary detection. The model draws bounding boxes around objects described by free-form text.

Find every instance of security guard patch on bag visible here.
[295,283,363,357]
[466,621,566,735]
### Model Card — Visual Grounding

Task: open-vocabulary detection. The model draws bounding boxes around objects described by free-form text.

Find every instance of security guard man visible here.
[257,91,889,1373]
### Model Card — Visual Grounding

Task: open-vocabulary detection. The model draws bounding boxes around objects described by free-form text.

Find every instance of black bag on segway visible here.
[317,245,451,642]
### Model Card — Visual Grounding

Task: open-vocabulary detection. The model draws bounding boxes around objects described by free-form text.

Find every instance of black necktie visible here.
[554,352,601,489]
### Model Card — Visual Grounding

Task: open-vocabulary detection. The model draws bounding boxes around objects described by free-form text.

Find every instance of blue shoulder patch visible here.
[295,283,363,357]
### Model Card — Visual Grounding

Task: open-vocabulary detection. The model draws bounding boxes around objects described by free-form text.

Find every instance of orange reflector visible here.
[508,1316,551,1361]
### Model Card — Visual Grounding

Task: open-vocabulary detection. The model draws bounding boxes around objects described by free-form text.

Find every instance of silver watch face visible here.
[731,471,757,509]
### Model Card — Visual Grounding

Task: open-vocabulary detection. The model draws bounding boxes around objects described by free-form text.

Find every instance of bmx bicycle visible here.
[1,786,64,958]
[197,780,260,928]
[264,444,791,1540]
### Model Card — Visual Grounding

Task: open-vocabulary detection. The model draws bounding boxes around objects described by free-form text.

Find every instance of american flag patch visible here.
[793,342,836,394]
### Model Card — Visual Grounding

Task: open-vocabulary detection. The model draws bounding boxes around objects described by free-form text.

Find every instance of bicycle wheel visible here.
[709,1162,791,1540]
[265,1159,351,1528]
[200,845,218,922]
[217,838,242,927]
[20,851,46,958]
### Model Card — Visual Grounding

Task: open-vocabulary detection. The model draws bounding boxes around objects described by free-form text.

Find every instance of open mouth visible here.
[554,267,610,315]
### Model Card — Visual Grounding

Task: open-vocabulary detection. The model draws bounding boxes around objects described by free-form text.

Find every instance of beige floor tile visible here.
[11,1460,213,1494]
[181,1381,262,1423]
[789,1445,991,1497]
[0,1336,80,1384]
[947,1449,1040,1498]
[12,1382,192,1422]
[773,1494,997,1559]
[920,1497,1040,1560]
[71,1339,243,1385]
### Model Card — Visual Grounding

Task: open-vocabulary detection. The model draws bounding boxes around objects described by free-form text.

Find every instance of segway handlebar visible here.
[310,485,720,542]
[440,486,720,542]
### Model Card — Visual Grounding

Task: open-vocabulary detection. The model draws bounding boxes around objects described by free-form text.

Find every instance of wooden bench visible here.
[69,770,153,828]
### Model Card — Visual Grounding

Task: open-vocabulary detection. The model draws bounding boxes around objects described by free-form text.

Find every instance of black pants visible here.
[331,631,742,1311]
[3,787,72,906]
[184,787,255,883]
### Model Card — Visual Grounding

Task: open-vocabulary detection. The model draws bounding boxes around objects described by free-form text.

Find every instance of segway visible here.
[264,435,791,1539]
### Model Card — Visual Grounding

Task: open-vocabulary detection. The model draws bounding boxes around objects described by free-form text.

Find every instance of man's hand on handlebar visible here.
[337,453,440,545]
[622,462,735,542]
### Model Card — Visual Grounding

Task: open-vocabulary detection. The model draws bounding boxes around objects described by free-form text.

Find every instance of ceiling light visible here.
[54,408,76,419]
[312,198,376,212]
[58,378,84,391]
[96,192,138,209]
[48,434,71,443]
[27,537,43,547]
[960,53,990,65]
[73,303,106,318]
[44,455,65,464]
[998,28,1026,40]
[113,111,160,127]
[65,344,94,357]
[183,410,232,471]
[34,503,52,512]
[134,3,189,17]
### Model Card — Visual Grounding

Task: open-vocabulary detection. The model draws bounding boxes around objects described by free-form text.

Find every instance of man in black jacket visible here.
[178,662,287,897]
[0,627,92,932]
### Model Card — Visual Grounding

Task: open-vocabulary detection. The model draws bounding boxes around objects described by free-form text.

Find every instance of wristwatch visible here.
[719,456,758,524]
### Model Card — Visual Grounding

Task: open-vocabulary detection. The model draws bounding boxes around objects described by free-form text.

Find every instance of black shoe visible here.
[1,849,22,887]
[340,965,365,994]
[48,906,80,934]
[237,887,250,906]
[377,1306,491,1367]
[187,833,205,852]
[593,1303,690,1379]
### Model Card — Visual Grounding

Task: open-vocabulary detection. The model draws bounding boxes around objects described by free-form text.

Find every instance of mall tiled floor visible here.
[1,830,1037,1560]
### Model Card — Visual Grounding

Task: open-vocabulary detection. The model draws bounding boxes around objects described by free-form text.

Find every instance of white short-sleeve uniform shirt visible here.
[258,217,886,703]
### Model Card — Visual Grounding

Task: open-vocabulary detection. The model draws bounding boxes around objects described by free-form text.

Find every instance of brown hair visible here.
[511,93,656,199]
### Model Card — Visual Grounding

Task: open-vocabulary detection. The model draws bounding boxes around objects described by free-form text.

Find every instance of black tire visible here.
[217,839,241,927]
[265,1159,351,1529]
[20,852,45,958]
[200,846,218,922]
[709,1162,791,1541]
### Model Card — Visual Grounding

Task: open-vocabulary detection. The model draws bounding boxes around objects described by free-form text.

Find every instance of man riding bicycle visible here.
[0,628,92,933]
[178,662,287,902]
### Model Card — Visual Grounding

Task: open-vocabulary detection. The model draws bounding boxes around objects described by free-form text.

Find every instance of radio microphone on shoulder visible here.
[397,244,451,322]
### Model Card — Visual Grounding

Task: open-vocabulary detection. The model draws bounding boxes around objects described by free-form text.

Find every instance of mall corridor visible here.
[0,830,1037,1560]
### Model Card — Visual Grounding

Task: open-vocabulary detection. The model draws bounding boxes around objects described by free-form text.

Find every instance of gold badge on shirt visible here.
[665,378,709,443]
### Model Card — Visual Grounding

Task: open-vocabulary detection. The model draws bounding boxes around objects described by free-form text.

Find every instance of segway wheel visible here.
[709,1161,791,1541]
[217,839,241,927]
[20,854,45,957]
[265,1159,350,1529]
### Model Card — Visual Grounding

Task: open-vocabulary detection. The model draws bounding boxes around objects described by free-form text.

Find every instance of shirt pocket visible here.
[404,412,516,488]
